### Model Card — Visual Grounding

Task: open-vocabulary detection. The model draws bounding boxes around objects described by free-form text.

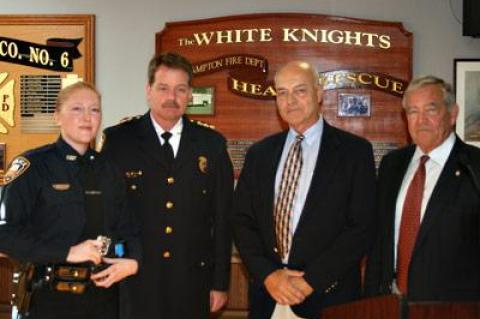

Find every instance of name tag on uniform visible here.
[52,183,71,191]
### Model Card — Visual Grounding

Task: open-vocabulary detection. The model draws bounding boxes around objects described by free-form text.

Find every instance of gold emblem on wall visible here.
[0,72,15,134]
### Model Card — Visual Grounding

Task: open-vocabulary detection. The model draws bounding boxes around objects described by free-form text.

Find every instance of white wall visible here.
[2,0,479,128]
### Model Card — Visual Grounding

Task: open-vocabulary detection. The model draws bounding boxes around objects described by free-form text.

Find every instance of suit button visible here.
[166,201,174,209]
[273,247,278,253]
[165,226,173,234]
[167,177,175,184]
[162,251,171,258]
[130,184,137,190]
[200,261,206,267]
[202,189,207,194]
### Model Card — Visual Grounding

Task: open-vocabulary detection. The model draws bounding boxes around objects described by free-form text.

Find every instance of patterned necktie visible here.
[161,131,174,167]
[397,155,429,294]
[274,134,304,260]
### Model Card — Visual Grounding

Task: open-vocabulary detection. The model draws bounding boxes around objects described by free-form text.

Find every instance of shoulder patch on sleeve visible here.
[1,156,31,186]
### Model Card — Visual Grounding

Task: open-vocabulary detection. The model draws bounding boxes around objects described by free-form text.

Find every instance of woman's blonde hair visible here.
[55,81,101,112]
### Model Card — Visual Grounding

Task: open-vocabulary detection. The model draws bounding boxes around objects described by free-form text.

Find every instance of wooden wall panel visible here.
[157,13,412,315]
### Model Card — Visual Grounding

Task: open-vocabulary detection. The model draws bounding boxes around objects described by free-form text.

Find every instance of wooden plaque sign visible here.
[0,15,95,176]
[156,13,412,175]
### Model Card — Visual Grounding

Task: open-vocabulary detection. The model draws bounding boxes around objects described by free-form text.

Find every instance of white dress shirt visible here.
[393,132,456,270]
[271,117,323,319]
[150,113,183,157]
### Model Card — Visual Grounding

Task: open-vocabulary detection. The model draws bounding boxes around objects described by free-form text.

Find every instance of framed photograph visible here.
[187,87,215,115]
[0,143,5,173]
[337,93,371,117]
[455,59,480,147]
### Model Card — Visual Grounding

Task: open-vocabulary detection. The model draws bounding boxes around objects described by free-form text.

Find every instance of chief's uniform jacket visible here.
[102,113,234,319]
[0,138,141,319]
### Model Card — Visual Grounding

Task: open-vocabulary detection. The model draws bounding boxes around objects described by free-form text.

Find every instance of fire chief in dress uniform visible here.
[101,53,234,319]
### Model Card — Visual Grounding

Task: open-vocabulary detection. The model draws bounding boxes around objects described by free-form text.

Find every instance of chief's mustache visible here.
[162,100,180,108]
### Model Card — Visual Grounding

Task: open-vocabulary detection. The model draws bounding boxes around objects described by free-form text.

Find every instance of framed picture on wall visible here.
[337,93,371,117]
[454,59,480,147]
[186,87,215,115]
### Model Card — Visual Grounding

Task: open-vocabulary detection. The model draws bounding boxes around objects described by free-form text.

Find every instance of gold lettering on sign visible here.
[320,70,407,97]
[230,78,276,98]
[0,72,15,134]
[282,28,391,49]
[178,27,390,49]
[181,28,273,47]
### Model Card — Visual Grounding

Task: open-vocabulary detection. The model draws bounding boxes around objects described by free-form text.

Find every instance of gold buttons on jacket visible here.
[167,177,175,185]
[163,251,171,258]
[165,226,173,234]
[166,201,174,209]
[130,184,137,190]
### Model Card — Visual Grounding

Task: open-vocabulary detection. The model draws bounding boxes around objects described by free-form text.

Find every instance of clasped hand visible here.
[264,269,314,305]
[66,239,138,288]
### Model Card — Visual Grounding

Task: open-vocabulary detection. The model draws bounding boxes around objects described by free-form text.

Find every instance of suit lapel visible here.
[136,113,166,168]
[265,132,288,252]
[413,139,464,252]
[295,121,340,229]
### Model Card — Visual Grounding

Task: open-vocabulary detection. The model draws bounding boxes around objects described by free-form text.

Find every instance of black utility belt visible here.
[38,263,106,294]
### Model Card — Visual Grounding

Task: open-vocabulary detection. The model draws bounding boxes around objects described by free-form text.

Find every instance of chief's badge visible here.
[2,156,30,185]
[198,156,208,174]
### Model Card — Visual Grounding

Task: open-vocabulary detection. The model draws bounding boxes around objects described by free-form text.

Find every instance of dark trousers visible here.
[27,284,118,319]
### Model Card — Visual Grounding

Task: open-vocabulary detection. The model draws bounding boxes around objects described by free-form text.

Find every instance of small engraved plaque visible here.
[20,75,62,133]
[227,139,255,175]
[372,141,399,169]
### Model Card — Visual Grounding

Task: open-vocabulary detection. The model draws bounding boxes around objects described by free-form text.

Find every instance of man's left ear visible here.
[450,103,459,124]
[316,86,324,104]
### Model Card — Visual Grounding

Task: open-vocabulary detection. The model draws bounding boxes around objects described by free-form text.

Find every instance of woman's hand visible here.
[90,257,138,288]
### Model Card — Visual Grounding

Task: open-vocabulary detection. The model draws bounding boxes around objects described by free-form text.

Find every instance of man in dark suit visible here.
[233,60,376,319]
[101,53,234,318]
[365,75,480,301]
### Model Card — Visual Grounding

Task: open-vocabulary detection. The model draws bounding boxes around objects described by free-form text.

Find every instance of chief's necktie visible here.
[397,155,429,294]
[274,134,304,260]
[161,131,174,167]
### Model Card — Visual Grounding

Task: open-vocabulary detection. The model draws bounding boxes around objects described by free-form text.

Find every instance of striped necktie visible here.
[274,134,304,260]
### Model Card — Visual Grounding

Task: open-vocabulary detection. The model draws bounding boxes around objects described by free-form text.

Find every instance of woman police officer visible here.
[0,82,140,319]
